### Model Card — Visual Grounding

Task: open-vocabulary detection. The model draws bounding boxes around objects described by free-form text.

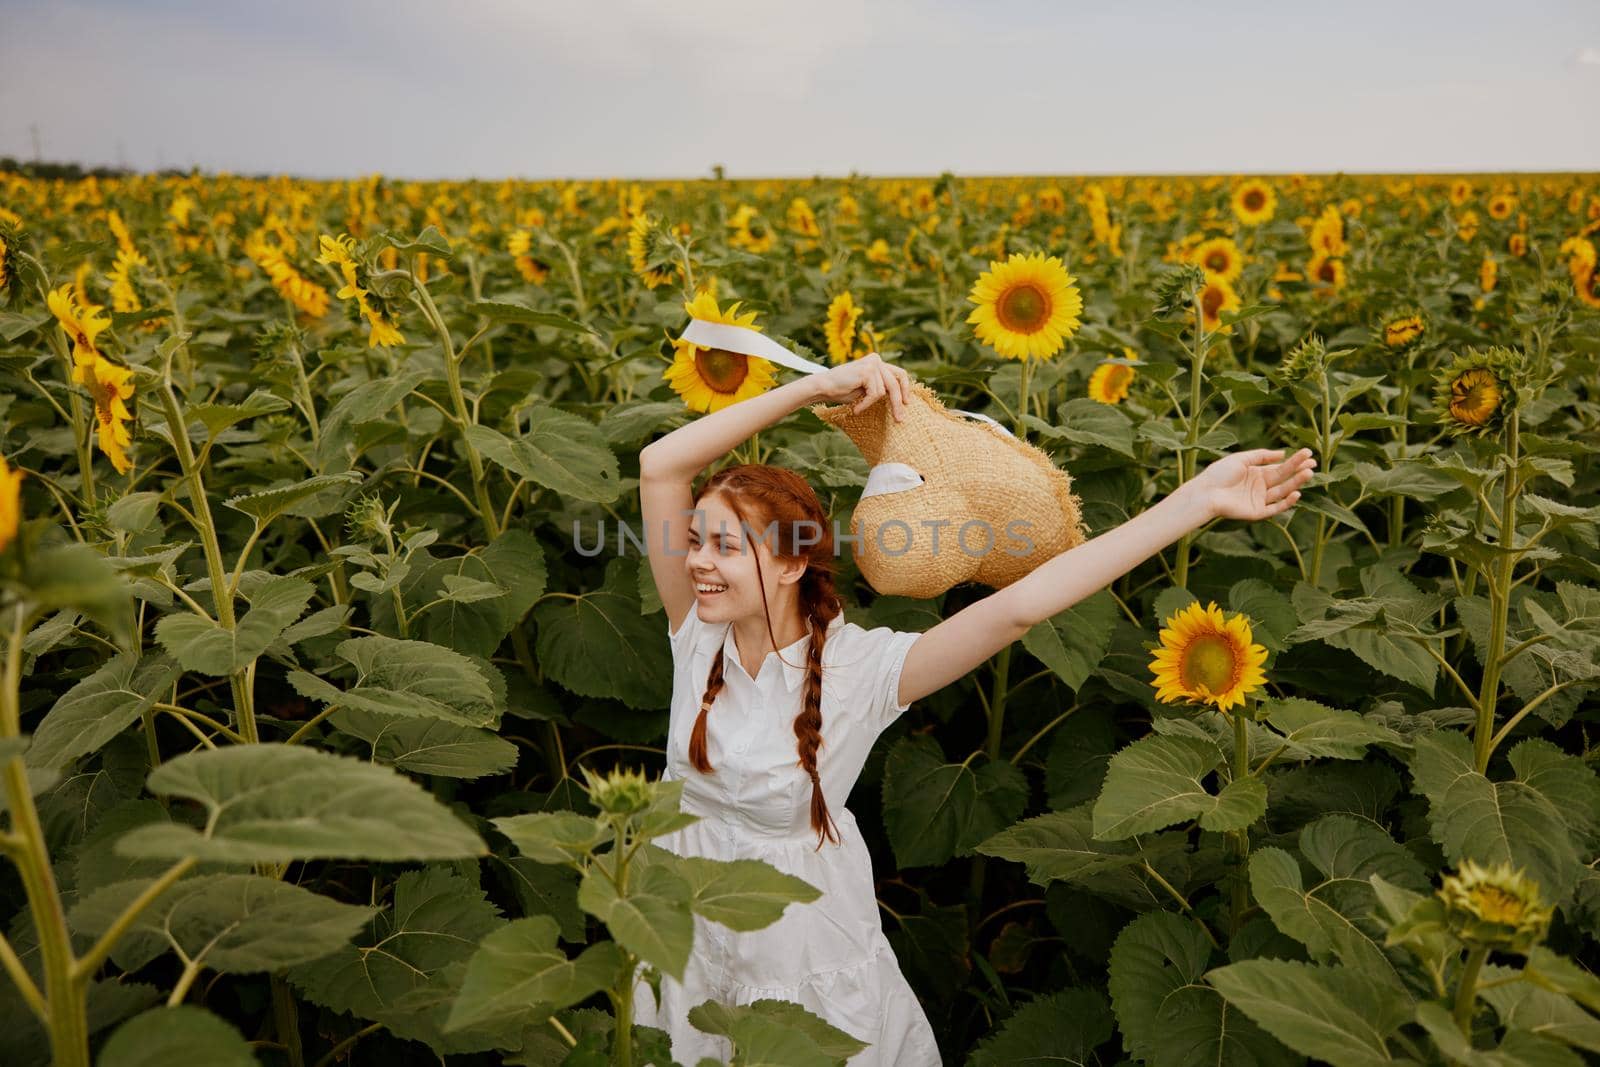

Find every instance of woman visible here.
[635,353,1316,1063]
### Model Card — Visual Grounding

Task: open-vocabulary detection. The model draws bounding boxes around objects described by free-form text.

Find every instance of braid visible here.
[795,571,843,849]
[688,643,728,773]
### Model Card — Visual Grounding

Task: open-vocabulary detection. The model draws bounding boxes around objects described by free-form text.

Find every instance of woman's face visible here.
[684,493,800,624]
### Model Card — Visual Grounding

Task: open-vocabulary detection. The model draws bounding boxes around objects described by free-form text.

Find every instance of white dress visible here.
[632,600,942,1065]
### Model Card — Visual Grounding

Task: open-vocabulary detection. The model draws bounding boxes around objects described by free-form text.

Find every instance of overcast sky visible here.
[3,0,1598,180]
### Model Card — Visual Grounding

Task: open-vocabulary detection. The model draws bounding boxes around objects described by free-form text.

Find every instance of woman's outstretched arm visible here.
[895,447,1318,707]
[638,354,913,633]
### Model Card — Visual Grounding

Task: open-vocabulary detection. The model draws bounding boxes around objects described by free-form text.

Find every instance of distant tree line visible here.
[0,158,211,180]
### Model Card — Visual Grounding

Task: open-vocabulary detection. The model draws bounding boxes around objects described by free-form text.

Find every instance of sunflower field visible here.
[0,167,1598,1066]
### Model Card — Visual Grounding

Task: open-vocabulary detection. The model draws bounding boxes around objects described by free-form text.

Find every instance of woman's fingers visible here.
[853,373,884,414]
[883,367,905,421]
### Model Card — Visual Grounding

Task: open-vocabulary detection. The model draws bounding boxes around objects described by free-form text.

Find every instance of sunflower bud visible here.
[1437,859,1552,953]
[628,212,679,289]
[253,321,307,366]
[1431,346,1527,439]
[345,494,396,544]
[580,764,654,816]
[1153,264,1206,315]
[1279,333,1327,382]
[1380,309,1426,349]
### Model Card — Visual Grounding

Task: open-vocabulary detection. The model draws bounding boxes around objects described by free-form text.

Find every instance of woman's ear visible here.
[776,557,809,587]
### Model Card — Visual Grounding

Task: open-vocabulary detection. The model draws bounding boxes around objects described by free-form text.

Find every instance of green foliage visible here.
[1,169,1597,1067]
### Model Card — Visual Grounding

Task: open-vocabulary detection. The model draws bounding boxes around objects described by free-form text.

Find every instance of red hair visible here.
[687,464,842,849]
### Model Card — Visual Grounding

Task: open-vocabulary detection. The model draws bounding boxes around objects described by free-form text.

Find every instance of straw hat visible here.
[809,380,1089,599]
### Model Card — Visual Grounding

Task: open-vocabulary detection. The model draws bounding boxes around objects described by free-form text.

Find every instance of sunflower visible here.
[1195,275,1242,333]
[1487,193,1515,221]
[1307,254,1347,293]
[1087,347,1138,405]
[47,284,111,364]
[1456,210,1480,242]
[966,251,1083,360]
[106,209,136,255]
[865,238,892,265]
[1508,233,1527,258]
[1437,859,1551,953]
[1148,600,1269,716]
[354,289,406,350]
[1309,206,1347,257]
[318,232,404,347]
[247,233,330,319]
[1232,179,1277,226]
[1449,178,1473,207]
[627,212,678,289]
[664,291,778,413]
[0,452,22,554]
[728,205,774,255]
[74,352,135,474]
[835,193,861,227]
[106,247,152,316]
[1479,255,1498,293]
[1383,313,1425,348]
[787,197,820,239]
[1579,268,1600,310]
[824,291,864,364]
[506,230,550,284]
[1190,236,1244,283]
[1432,346,1524,438]
[1560,236,1598,281]
[0,232,9,291]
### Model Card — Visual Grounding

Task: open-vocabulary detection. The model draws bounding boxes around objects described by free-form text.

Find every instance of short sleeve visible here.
[666,600,705,662]
[852,626,924,730]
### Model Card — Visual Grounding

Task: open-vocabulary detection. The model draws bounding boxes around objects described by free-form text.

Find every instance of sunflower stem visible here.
[1228,709,1252,936]
[155,351,259,745]
[410,274,500,540]
[1452,944,1490,1036]
[1014,355,1033,441]
[610,820,635,1067]
[1472,410,1519,774]
[1173,284,1208,590]
[968,643,1012,937]
[1389,382,1412,548]
[1,602,93,1067]
[1307,361,1334,588]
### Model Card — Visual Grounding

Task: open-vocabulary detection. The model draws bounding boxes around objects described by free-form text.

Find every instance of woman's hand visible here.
[1190,447,1317,523]
[810,353,913,422]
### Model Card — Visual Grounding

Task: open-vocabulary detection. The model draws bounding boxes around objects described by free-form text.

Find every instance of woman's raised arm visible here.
[894,446,1318,708]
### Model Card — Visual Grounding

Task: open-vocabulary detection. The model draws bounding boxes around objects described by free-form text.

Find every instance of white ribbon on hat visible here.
[678,319,1015,438]
[679,318,1014,501]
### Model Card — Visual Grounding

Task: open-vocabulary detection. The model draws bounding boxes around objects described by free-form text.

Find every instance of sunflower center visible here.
[695,346,749,394]
[1201,285,1225,317]
[1317,260,1338,283]
[1181,635,1238,694]
[1205,251,1230,274]
[88,379,117,426]
[1242,189,1265,211]
[996,283,1051,334]
[1467,886,1526,925]
[1452,370,1501,424]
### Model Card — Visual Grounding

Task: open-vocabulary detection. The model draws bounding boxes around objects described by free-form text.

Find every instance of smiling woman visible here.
[636,291,1317,1061]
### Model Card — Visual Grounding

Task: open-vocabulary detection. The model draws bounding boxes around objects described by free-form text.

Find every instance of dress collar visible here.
[718,614,842,693]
